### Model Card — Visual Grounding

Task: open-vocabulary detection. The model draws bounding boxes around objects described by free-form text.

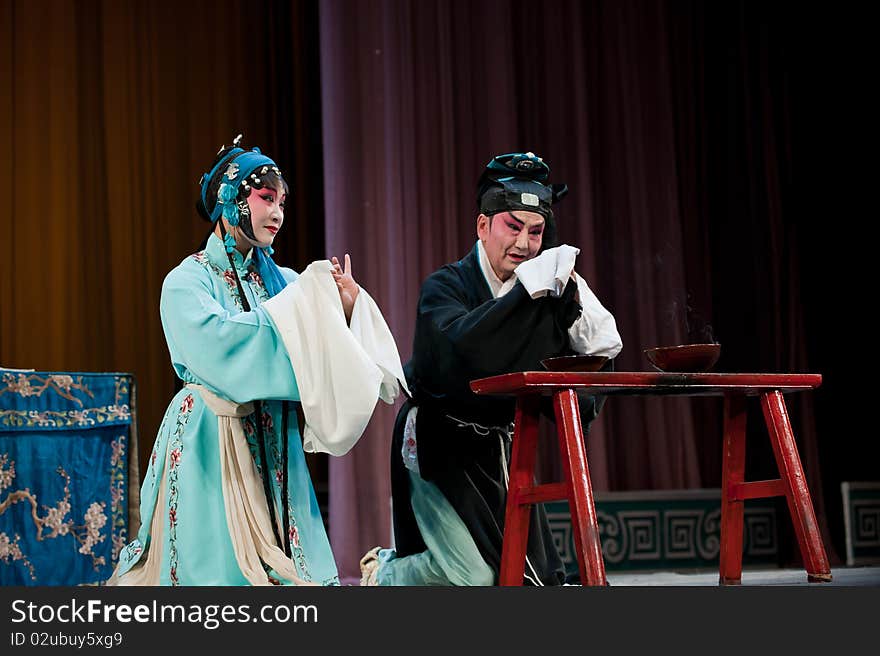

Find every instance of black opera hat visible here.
[477,152,568,247]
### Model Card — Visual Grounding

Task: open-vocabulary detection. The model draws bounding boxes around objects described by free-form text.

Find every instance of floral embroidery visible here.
[0,458,109,579]
[0,533,35,580]
[149,413,170,488]
[0,455,35,579]
[267,408,311,581]
[0,454,13,492]
[51,375,75,391]
[1,374,129,427]
[261,411,274,435]
[0,373,95,405]
[242,405,312,581]
[167,394,195,585]
[247,269,270,303]
[113,376,129,406]
[243,410,278,480]
[0,405,131,429]
[118,540,143,566]
[109,436,127,561]
[1,374,132,582]
[191,254,246,312]
[263,411,283,501]
[79,503,108,556]
[242,415,260,476]
[110,437,124,468]
[287,496,311,581]
[107,406,129,420]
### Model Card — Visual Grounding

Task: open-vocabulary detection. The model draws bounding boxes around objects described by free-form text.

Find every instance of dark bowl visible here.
[643,343,721,372]
[540,354,609,372]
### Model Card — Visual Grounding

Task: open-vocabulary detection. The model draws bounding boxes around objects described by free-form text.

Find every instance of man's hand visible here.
[331,254,359,323]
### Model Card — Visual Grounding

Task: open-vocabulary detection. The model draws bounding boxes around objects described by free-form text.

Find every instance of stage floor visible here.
[340,565,880,586]
[605,565,880,586]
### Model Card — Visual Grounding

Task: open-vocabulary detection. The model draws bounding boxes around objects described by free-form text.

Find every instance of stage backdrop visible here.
[0,0,326,497]
[2,0,872,584]
[318,0,849,580]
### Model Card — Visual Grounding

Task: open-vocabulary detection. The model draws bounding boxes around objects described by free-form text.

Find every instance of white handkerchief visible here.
[514,244,580,299]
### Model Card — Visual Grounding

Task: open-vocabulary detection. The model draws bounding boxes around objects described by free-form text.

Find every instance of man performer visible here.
[361,152,622,586]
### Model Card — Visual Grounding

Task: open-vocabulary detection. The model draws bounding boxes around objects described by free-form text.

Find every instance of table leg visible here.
[553,389,607,586]
[499,395,540,586]
[760,391,832,582]
[720,394,747,584]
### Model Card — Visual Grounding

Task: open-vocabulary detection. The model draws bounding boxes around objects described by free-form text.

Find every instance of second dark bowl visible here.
[643,343,721,372]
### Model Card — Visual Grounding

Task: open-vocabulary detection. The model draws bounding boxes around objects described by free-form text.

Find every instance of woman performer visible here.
[110,136,405,586]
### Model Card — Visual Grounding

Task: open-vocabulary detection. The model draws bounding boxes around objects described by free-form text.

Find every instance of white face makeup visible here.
[476,210,545,281]
[244,183,286,247]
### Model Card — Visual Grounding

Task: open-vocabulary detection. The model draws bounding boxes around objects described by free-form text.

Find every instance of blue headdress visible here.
[199,136,289,298]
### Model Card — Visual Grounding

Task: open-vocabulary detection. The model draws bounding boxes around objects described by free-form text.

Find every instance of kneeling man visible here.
[362,152,622,586]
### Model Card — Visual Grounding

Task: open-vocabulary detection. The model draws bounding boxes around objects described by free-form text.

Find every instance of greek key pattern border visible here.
[547,495,780,570]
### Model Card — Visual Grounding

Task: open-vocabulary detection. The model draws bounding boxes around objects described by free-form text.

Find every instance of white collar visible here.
[476,240,518,298]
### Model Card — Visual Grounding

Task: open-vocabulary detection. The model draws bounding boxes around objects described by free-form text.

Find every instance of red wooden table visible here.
[469,372,831,586]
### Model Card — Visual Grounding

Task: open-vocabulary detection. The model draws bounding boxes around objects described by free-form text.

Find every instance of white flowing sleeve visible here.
[261,260,408,456]
[567,272,623,358]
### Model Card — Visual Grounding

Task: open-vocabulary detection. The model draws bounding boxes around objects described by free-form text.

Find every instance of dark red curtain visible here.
[0,0,327,514]
[319,0,867,580]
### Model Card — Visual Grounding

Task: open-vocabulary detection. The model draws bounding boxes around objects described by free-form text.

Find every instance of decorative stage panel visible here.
[545,489,784,574]
[0,369,139,585]
[842,481,880,566]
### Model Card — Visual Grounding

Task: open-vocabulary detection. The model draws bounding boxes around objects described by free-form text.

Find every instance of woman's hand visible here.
[331,254,359,323]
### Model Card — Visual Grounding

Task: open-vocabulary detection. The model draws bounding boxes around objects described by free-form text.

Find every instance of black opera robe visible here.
[390,243,608,585]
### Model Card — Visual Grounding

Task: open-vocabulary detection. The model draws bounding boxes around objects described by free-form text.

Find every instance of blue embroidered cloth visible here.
[0,369,138,585]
